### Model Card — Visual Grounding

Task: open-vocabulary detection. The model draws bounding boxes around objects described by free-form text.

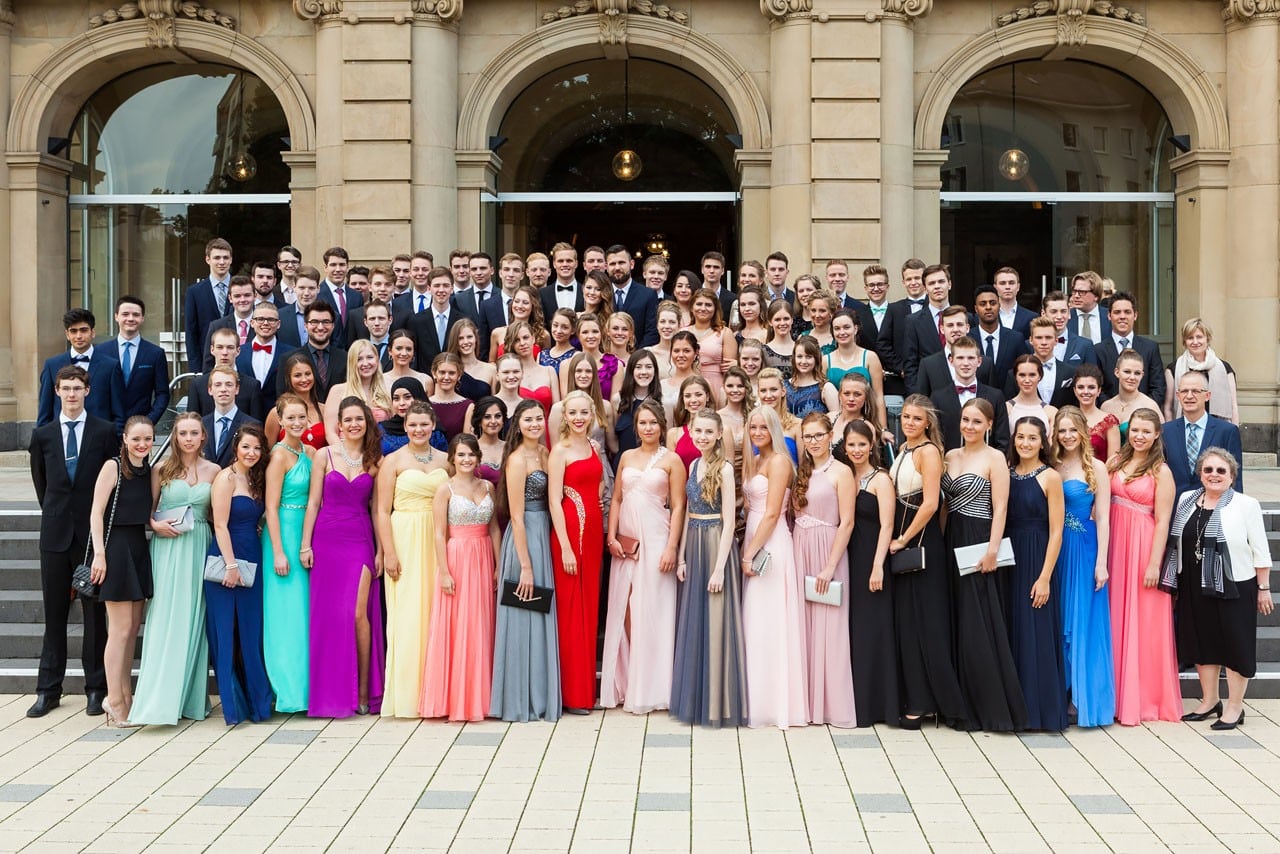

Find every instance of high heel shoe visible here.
[1210,709,1245,731]
[1181,700,1223,722]
[103,700,139,729]
[899,715,923,731]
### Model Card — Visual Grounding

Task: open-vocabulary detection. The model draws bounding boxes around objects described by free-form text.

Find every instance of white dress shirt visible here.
[61,414,85,459]
[250,336,276,385]
[999,305,1019,330]
[1037,359,1056,403]
[1078,307,1103,344]
[1111,330,1134,351]
[555,280,579,311]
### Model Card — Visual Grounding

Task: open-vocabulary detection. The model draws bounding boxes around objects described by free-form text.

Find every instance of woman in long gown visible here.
[690,288,737,406]
[264,351,327,450]
[375,401,448,717]
[840,419,900,727]
[205,424,273,725]
[1007,416,1069,731]
[891,395,968,729]
[941,399,1026,732]
[611,349,660,460]
[602,400,686,712]
[793,413,857,728]
[670,410,747,727]
[131,413,220,725]
[1051,406,1116,727]
[491,399,562,722]
[301,397,385,718]
[742,406,809,728]
[261,395,315,714]
[420,435,501,721]
[549,390,607,714]
[1107,407,1180,724]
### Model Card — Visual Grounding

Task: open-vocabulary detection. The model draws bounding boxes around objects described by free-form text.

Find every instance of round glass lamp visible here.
[227,152,258,182]
[998,147,1029,181]
[612,149,642,181]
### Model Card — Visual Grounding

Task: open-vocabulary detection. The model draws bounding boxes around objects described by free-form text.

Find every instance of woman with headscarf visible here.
[379,377,429,456]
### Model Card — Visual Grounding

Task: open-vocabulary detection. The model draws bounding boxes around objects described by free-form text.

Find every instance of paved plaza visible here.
[0,694,1279,853]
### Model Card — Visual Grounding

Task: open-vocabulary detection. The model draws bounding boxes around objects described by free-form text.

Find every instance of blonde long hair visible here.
[557,389,597,440]
[157,412,205,487]
[1052,406,1097,493]
[744,404,795,482]
[691,408,727,505]
[345,339,393,411]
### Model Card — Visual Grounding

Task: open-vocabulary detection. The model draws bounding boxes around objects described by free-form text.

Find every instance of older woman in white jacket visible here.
[1164,447,1272,730]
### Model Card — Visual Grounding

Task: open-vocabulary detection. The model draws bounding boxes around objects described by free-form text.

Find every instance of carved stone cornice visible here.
[0,1,15,28]
[89,1,236,48]
[293,0,343,21]
[540,0,687,49]
[881,0,933,21]
[1223,0,1280,23]
[760,0,811,22]
[996,1,1145,46]
[411,0,463,22]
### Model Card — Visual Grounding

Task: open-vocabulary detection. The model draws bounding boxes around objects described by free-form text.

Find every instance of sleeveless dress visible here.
[431,398,472,443]
[539,346,579,374]
[101,460,153,602]
[696,328,725,403]
[600,449,678,712]
[762,344,793,381]
[847,473,899,727]
[308,457,385,718]
[1058,478,1116,727]
[261,447,312,714]
[205,494,272,725]
[598,353,621,400]
[672,426,700,473]
[1008,400,1051,432]
[301,421,327,451]
[786,381,825,418]
[383,466,448,717]
[891,447,967,726]
[551,446,605,711]
[942,472,1027,732]
[519,385,554,418]
[1007,466,1069,731]
[131,479,212,725]
[1108,471,1181,724]
[670,459,747,727]
[1089,414,1119,462]
[742,473,809,728]
[458,371,493,402]
[420,488,497,721]
[795,461,857,727]
[491,470,562,722]
[825,349,871,389]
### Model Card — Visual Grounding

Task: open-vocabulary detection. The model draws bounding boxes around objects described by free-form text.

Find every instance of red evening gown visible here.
[551,446,605,711]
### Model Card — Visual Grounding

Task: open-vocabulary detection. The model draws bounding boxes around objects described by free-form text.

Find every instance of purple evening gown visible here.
[308,455,386,717]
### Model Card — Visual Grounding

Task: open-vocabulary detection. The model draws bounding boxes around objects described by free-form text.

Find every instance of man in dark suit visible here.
[346,266,409,345]
[929,337,1010,452]
[277,267,323,348]
[900,263,954,393]
[453,252,498,324]
[352,300,394,372]
[876,258,928,400]
[37,308,125,433]
[540,241,585,322]
[202,367,262,468]
[915,306,996,397]
[237,300,291,414]
[1005,318,1078,407]
[1041,291,1099,367]
[317,246,361,349]
[407,266,463,372]
[763,250,798,307]
[1161,370,1243,496]
[605,244,660,347]
[188,327,267,422]
[847,263,891,354]
[1067,271,1111,345]
[970,284,1029,392]
[201,276,258,370]
[27,365,114,717]
[392,250,439,331]
[98,295,170,424]
[286,301,347,399]
[251,259,286,308]
[1095,291,1166,404]
[701,251,736,319]
[993,266,1037,339]
[183,236,234,371]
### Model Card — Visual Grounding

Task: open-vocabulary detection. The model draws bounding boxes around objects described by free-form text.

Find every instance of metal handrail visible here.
[149,371,199,463]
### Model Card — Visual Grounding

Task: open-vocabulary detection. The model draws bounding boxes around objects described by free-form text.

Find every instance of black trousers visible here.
[37,542,108,696]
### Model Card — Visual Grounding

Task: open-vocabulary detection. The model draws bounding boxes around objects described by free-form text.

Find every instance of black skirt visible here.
[100,524,154,602]
[1176,551,1257,677]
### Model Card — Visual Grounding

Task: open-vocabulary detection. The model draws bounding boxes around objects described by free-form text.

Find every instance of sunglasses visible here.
[1201,466,1230,476]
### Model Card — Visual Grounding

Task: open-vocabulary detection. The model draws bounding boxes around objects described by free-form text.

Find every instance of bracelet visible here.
[225,562,239,570]
[300,546,312,553]
[1260,586,1271,591]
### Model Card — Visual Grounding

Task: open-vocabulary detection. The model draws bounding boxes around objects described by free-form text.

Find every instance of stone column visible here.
[0,1,14,441]
[1169,151,1229,335]
[412,0,461,251]
[880,1,931,271]
[295,2,346,246]
[736,150,773,264]
[761,0,812,270]
[1222,1,1280,447]
[912,149,949,267]
[455,150,499,253]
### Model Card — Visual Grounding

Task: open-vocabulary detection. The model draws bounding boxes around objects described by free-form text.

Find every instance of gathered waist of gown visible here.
[687,511,721,528]
[1064,512,1090,533]
[525,501,548,512]
[793,513,836,530]
[950,506,991,520]
[280,503,307,511]
[1111,495,1154,516]
[392,502,432,515]
[449,523,489,539]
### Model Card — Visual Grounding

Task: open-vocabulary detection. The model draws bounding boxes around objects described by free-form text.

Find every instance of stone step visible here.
[0,590,82,623]
[0,531,40,561]
[0,509,41,532]
[0,559,40,591]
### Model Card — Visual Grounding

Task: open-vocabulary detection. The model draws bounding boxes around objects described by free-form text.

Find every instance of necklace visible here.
[1192,500,1214,562]
[412,446,435,465]
[338,444,363,468]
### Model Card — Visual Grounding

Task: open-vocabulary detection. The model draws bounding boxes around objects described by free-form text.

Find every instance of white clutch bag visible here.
[154,505,195,534]
[954,538,1015,577]
[804,575,844,607]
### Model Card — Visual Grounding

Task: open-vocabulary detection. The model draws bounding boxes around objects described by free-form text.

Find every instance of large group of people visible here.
[26,240,1272,733]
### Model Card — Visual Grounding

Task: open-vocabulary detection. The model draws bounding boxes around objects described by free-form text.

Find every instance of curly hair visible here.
[1107,407,1165,481]
[792,412,832,514]
[232,422,269,501]
[691,408,727,506]
[1052,406,1097,494]
[336,396,384,472]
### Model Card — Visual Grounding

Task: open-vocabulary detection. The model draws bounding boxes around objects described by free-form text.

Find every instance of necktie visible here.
[239,319,249,345]
[985,334,995,361]
[615,288,625,309]
[910,299,925,313]
[376,341,387,362]
[253,341,273,353]
[437,313,448,349]
[956,384,977,395]
[1187,422,1200,465]
[335,287,347,324]
[1081,311,1093,340]
[477,288,488,303]
[216,415,231,458]
[65,421,79,481]
[936,313,945,346]
[121,341,134,384]
[71,353,90,364]
[417,294,427,313]
[215,281,229,315]
[315,349,329,387]
[505,297,513,323]
[1118,337,1130,350]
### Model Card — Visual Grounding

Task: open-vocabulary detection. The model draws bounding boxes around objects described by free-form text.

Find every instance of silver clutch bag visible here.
[804,575,843,607]
[954,538,1015,577]
[154,505,195,534]
[203,555,257,587]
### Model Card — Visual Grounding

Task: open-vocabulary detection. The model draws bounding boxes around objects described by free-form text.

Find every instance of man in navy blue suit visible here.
[993,266,1037,339]
[876,258,928,401]
[37,308,125,433]
[1067,271,1111,345]
[201,276,258,369]
[900,263,954,393]
[277,268,322,348]
[97,295,170,424]
[1095,291,1166,403]
[1162,370,1243,496]
[1041,291,1099,367]
[183,237,234,371]
[201,367,262,468]
[317,246,361,349]
[604,244,659,348]
[188,327,267,423]
[237,300,291,414]
[763,251,798,308]
[970,285,1029,392]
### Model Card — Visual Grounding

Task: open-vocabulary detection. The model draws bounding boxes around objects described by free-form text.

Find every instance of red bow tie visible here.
[252,342,273,353]
[956,384,977,395]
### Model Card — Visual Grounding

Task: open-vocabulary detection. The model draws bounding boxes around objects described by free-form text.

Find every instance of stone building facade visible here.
[0,0,1277,448]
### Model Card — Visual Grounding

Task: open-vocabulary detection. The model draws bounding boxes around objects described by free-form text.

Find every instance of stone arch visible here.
[914,15,1228,153]
[8,18,315,154]
[456,15,770,155]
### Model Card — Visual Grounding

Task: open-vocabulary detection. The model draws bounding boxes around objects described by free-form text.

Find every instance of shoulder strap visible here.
[85,459,124,566]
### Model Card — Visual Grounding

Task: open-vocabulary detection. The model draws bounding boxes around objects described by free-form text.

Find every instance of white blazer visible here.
[1177,491,1270,582]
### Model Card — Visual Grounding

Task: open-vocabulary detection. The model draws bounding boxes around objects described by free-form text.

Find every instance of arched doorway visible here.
[933,58,1179,348]
[68,63,292,354]
[489,58,739,272]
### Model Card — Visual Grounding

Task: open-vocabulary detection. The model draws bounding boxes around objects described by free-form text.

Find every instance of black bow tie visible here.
[71,355,90,364]
[557,284,574,292]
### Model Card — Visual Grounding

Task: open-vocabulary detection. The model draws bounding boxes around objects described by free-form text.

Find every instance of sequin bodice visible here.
[685,459,722,528]
[524,469,549,509]
[448,490,495,526]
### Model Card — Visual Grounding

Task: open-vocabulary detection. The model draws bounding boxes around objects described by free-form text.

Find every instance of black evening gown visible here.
[847,475,900,727]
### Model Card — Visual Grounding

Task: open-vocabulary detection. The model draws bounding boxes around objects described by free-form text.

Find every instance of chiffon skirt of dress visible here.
[261,453,312,714]
[795,510,857,728]
[1057,480,1115,727]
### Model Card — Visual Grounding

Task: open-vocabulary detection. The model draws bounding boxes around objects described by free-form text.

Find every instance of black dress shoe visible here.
[86,691,106,717]
[26,694,61,718]
[1211,710,1245,731]
[1181,700,1223,722]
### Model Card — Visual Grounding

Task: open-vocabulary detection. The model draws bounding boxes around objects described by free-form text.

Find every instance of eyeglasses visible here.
[1071,288,1092,296]
[306,319,334,327]
[801,432,829,442]
[1177,388,1208,396]
[1201,466,1230,476]
[279,259,300,266]
[251,316,279,324]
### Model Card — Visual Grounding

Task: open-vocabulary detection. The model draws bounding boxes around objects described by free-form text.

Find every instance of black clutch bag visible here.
[500,579,554,613]
[889,547,926,575]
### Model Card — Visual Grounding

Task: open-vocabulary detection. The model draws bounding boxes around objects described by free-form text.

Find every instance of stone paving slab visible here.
[1,695,1280,851]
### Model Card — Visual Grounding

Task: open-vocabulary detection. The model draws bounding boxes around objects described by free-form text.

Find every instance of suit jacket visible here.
[970,326,1030,391]
[187,371,267,423]
[98,337,170,423]
[183,277,229,370]
[392,289,439,330]
[202,410,263,468]
[407,305,463,372]
[453,285,499,323]
[618,280,660,348]
[1095,334,1166,404]
[279,344,347,400]
[37,350,126,433]
[539,282,585,323]
[914,351,995,398]
[1057,334,1099,367]
[901,305,948,394]
[716,287,736,321]
[277,304,307,349]
[1003,359,1078,409]
[1161,416,1244,496]
[1068,308,1112,343]
[930,384,1010,452]
[1002,305,1038,340]
[318,281,362,348]
[763,288,798,310]
[876,297,926,395]
[236,339,291,414]
[345,303,410,350]
[29,414,117,552]
[847,298,886,354]
[201,314,256,370]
